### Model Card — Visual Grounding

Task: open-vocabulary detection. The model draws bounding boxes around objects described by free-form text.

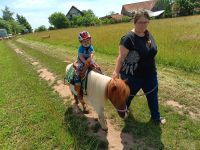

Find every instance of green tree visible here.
[1,6,14,21]
[48,12,70,29]
[101,18,112,25]
[155,0,174,17]
[34,25,47,32]
[192,0,200,14]
[8,20,24,34]
[16,14,33,33]
[122,16,131,22]
[81,9,100,26]
[0,19,12,33]
[175,0,195,16]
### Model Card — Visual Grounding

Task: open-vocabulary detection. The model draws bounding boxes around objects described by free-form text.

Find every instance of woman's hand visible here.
[112,71,119,79]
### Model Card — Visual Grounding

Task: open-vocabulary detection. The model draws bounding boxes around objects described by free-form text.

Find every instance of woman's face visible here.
[134,16,149,32]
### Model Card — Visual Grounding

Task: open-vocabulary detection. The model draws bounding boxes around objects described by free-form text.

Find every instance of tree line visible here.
[46,0,199,31]
[156,0,200,18]
[0,6,32,34]
[1,0,199,33]
[45,9,131,31]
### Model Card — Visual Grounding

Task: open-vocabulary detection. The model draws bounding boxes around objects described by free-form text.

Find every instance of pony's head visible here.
[106,78,130,118]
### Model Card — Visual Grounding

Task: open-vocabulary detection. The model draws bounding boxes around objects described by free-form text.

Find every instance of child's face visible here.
[81,39,91,47]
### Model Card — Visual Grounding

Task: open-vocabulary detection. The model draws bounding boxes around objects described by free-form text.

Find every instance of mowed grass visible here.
[0,42,101,149]
[24,15,200,74]
[12,38,200,149]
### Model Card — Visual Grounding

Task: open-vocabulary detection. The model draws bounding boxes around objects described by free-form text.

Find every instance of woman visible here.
[112,10,165,124]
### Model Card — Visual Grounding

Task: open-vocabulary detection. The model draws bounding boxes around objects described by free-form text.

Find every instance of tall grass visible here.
[25,15,200,73]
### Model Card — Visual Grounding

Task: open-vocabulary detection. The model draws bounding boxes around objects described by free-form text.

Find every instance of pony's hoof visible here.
[98,118,108,131]
[83,109,90,114]
[118,111,129,119]
[83,105,90,114]
[102,128,108,132]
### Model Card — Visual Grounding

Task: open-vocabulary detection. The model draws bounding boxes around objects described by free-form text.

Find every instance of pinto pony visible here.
[66,64,130,131]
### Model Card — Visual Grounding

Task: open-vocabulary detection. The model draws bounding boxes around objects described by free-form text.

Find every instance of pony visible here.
[66,64,130,131]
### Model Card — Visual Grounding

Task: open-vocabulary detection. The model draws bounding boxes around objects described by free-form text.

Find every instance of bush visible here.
[34,25,47,32]
[48,12,70,29]
[0,19,12,33]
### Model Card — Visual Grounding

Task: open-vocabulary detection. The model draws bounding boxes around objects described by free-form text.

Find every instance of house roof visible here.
[122,0,157,13]
[66,6,83,17]
[111,14,124,20]
[99,13,124,20]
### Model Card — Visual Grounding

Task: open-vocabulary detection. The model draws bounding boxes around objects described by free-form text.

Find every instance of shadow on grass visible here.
[121,109,164,150]
[64,105,109,150]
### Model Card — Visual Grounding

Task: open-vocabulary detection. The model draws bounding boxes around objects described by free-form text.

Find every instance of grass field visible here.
[10,37,200,149]
[24,15,200,74]
[1,15,200,150]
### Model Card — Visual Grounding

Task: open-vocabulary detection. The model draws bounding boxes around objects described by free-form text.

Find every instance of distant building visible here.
[66,6,84,20]
[0,29,8,38]
[99,13,124,21]
[121,0,164,17]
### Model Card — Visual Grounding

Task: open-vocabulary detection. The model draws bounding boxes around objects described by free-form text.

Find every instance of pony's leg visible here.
[73,94,79,105]
[74,84,89,114]
[96,107,108,131]
[80,99,89,114]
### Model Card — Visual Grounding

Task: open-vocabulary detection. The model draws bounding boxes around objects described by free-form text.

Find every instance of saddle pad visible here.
[64,65,74,84]
[64,65,88,95]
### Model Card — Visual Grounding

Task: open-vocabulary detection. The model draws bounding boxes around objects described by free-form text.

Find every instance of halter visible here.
[117,105,128,113]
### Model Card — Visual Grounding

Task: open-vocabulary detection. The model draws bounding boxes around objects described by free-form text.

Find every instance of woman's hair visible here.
[133,10,151,48]
[133,9,150,24]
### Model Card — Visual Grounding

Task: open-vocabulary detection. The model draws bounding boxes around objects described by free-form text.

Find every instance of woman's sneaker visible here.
[159,117,166,124]
[151,117,166,125]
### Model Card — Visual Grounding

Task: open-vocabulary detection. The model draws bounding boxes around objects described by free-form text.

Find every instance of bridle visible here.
[117,105,128,113]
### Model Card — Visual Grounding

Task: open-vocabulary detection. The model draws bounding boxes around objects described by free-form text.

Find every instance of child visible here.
[74,31,95,113]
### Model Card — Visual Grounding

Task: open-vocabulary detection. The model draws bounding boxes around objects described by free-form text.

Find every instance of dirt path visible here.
[7,41,139,150]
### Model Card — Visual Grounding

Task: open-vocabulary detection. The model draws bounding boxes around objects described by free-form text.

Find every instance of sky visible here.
[0,0,145,29]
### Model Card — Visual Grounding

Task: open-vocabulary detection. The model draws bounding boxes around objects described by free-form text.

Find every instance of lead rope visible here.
[130,84,158,97]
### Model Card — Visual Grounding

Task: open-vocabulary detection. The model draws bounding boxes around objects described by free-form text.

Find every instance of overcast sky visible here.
[0,0,145,29]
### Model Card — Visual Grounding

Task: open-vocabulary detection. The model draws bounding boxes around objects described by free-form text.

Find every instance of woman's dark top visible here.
[120,31,157,77]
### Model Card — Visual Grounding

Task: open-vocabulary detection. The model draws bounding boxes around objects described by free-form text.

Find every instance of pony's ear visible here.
[113,76,119,80]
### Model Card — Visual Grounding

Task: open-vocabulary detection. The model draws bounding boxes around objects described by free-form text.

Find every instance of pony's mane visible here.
[86,71,111,107]
[106,79,130,108]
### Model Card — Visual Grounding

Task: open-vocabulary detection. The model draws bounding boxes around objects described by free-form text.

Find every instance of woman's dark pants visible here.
[120,71,160,121]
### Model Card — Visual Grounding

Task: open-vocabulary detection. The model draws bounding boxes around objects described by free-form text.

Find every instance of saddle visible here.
[64,61,102,95]
[73,61,102,80]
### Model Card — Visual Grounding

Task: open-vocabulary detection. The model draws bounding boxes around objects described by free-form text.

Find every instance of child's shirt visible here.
[78,45,94,63]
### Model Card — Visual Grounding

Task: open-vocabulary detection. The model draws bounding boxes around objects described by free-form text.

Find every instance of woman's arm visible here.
[112,45,129,78]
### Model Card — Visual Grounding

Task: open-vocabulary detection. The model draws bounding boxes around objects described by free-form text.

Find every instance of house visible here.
[66,6,84,20]
[121,0,164,17]
[99,13,124,21]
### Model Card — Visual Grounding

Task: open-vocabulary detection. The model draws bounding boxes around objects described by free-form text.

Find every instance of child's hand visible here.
[85,60,90,67]
[87,57,92,62]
